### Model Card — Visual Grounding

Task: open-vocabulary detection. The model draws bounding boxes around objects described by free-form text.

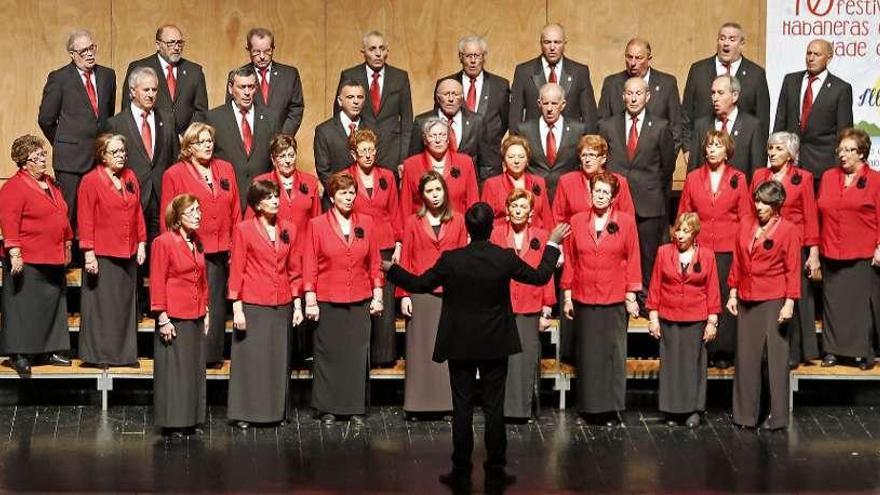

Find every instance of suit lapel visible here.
[812,73,836,109]
[531,59,545,92]
[124,108,152,164]
[252,107,271,158]
[150,56,174,105]
[268,65,283,105]
[527,121,549,171]
[477,72,490,116]
[153,111,167,165]
[67,64,96,118]
[559,59,574,96]
[460,110,476,148]
[378,67,394,116]
[222,105,248,159]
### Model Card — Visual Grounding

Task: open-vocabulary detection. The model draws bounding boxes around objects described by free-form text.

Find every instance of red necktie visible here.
[466,77,477,112]
[141,111,153,160]
[801,75,818,132]
[546,124,557,166]
[166,65,177,101]
[348,122,356,137]
[370,71,381,114]
[548,64,557,83]
[240,111,253,155]
[627,115,639,161]
[83,70,98,116]
[260,67,270,103]
[720,117,729,134]
[448,118,458,152]
[723,63,731,76]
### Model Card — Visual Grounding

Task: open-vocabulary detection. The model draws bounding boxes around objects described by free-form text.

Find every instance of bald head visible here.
[540,23,566,64]
[436,78,464,117]
[624,38,653,77]
[622,77,650,116]
[805,39,833,75]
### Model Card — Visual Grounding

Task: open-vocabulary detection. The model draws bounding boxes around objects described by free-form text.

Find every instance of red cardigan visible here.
[347,164,403,250]
[247,169,320,252]
[0,170,72,264]
[751,166,818,246]
[677,164,751,253]
[150,231,208,319]
[561,208,642,304]
[400,151,479,215]
[303,211,382,303]
[552,170,634,224]
[397,213,468,297]
[817,165,880,260]
[489,223,556,313]
[728,217,802,302]
[481,172,554,231]
[160,159,241,254]
[646,244,721,322]
[77,166,146,258]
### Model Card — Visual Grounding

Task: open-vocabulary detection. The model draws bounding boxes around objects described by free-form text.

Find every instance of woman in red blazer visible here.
[398,170,468,418]
[77,134,147,368]
[817,128,880,370]
[150,194,209,438]
[400,117,479,215]
[727,181,801,430]
[561,171,641,426]
[161,122,241,367]
[489,188,555,422]
[227,180,303,429]
[646,212,720,428]
[751,132,820,367]
[677,129,751,370]
[0,135,73,376]
[303,172,383,425]
[347,129,403,366]
[480,135,554,230]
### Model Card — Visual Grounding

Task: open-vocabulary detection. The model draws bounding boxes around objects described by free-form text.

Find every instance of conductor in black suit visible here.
[773,39,853,182]
[385,203,569,492]
[120,24,208,137]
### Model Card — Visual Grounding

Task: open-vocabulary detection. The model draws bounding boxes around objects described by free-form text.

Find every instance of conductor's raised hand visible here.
[549,223,572,244]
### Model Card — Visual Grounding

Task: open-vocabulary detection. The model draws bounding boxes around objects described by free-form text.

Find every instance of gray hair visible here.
[767,132,800,164]
[539,82,565,101]
[227,65,257,85]
[128,66,158,90]
[719,21,746,40]
[714,75,741,95]
[754,180,786,210]
[421,116,449,137]
[362,30,386,48]
[458,35,487,55]
[66,29,94,51]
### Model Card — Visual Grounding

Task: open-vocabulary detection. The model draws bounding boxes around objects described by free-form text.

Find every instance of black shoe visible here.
[759,416,785,431]
[206,361,225,370]
[714,359,732,370]
[321,413,336,425]
[685,412,701,428]
[857,357,875,371]
[231,420,249,430]
[789,360,800,370]
[45,353,71,366]
[821,354,837,367]
[485,472,516,492]
[10,355,31,376]
[162,428,187,439]
[439,471,471,491]
[665,419,679,427]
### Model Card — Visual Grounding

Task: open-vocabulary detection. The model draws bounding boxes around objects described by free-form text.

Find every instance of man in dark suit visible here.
[509,23,598,135]
[335,30,413,176]
[517,83,587,201]
[774,38,853,181]
[599,77,676,301]
[385,202,568,493]
[205,66,279,209]
[38,29,116,230]
[438,35,510,177]
[314,80,371,188]
[681,22,770,162]
[120,24,208,137]
[598,38,682,152]
[410,78,491,180]
[687,75,765,178]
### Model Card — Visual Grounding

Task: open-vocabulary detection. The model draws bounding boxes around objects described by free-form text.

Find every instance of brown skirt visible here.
[574,302,627,414]
[0,262,69,355]
[79,255,138,365]
[153,318,206,428]
[822,258,879,359]
[311,300,370,415]
[404,293,452,412]
[659,320,707,414]
[504,314,541,418]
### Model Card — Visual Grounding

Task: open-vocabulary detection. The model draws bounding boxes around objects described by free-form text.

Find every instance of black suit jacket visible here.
[681,56,770,152]
[598,69,682,152]
[516,118,587,202]
[509,56,598,135]
[313,115,376,186]
[335,63,413,172]
[121,55,208,136]
[104,107,178,208]
[225,61,304,135]
[387,240,560,362]
[773,71,854,177]
[38,63,117,174]
[205,103,279,208]
[688,110,766,178]
[599,112,676,218]
[409,108,494,180]
[439,70,510,173]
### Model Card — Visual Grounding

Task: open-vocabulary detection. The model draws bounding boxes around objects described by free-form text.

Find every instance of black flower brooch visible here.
[532,183,542,196]
[530,238,541,250]
[693,262,702,273]
[379,177,388,190]
[450,167,461,178]
[730,175,739,189]
[219,178,230,191]
[279,229,290,244]
[763,239,774,250]
[299,182,309,194]
[354,227,364,239]
[858,176,867,189]
[790,173,802,185]
[606,222,619,234]
[125,180,135,193]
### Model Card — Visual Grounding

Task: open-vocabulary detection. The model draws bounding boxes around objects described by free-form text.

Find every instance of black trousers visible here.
[636,215,666,293]
[447,358,508,476]
[54,170,82,236]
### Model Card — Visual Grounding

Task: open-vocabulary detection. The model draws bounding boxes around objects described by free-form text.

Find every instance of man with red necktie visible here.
[315,81,376,194]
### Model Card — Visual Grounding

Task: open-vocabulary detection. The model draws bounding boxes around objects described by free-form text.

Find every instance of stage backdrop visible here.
[766,0,880,168]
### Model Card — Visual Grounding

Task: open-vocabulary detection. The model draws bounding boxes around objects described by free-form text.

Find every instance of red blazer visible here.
[728,217,802,302]
[160,159,241,254]
[303,211,382,303]
[817,165,880,260]
[552,170,635,224]
[0,170,72,265]
[150,231,208,319]
[228,218,301,306]
[489,223,556,314]
[751,166,818,246]
[481,172,554,231]
[677,164,751,253]
[397,213,468,297]
[247,169,320,252]
[561,208,642,304]
[77,166,146,258]
[400,151,479,215]
[347,164,403,250]
[646,244,721,322]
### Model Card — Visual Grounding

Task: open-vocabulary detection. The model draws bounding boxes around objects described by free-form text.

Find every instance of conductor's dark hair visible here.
[465,202,495,241]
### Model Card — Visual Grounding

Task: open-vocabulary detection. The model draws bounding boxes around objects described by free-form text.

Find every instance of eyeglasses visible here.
[356,148,377,157]
[159,39,185,48]
[427,133,449,141]
[836,147,859,154]
[460,53,484,60]
[106,148,127,156]
[195,138,214,146]
[27,151,48,162]
[275,151,296,160]
[250,48,273,57]
[70,44,97,57]
[580,152,601,160]
[183,207,202,218]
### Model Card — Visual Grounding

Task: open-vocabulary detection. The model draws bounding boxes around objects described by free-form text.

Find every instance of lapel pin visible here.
[826,82,832,88]
[159,121,163,127]
[655,85,660,92]
[648,121,653,127]
[259,114,264,120]
[567,75,572,82]
[182,70,187,76]
[733,130,739,136]
[274,71,278,76]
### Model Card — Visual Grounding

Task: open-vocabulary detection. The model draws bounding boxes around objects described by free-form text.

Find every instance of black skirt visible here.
[789,247,819,362]
[311,300,370,415]
[370,248,397,365]
[79,256,138,365]
[204,252,229,363]
[0,261,69,355]
[504,314,541,418]
[574,302,627,414]
[822,258,880,359]
[153,318,206,428]
[708,252,735,356]
[659,320,707,414]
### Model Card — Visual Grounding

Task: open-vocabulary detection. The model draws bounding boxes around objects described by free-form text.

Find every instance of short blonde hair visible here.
[179,122,216,161]
[164,194,199,231]
[671,212,701,238]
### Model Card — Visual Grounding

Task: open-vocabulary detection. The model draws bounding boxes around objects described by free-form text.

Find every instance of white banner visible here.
[766,0,880,168]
